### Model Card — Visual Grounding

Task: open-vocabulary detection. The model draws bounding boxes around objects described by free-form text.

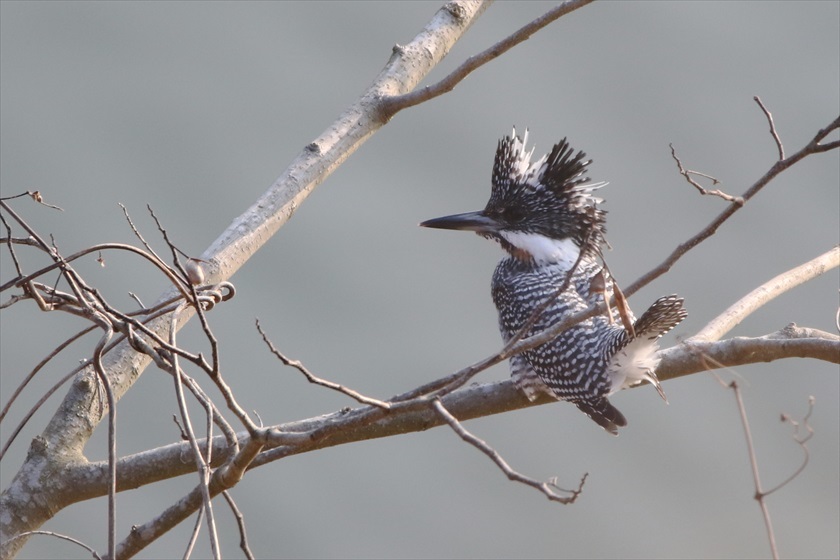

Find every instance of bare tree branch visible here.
[1,3,837,558]
[1,531,100,560]
[625,113,840,298]
[222,491,255,560]
[257,320,391,409]
[246,328,837,463]
[692,245,839,342]
[0,190,64,211]
[54,243,839,503]
[433,398,586,503]
[669,143,742,203]
[1,21,501,551]
[724,382,819,558]
[91,322,117,559]
[112,434,268,559]
[169,305,220,560]
[0,324,93,425]
[29,324,829,559]
[4,114,837,556]
[378,0,595,119]
[730,380,780,560]
[754,95,785,160]
[766,396,815,497]
[658,326,839,382]
[0,240,190,299]
[61,320,838,502]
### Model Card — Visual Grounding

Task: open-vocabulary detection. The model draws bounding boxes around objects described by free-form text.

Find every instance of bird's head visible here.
[420,129,607,265]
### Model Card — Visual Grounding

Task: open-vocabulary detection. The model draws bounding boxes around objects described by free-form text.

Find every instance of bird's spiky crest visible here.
[488,128,608,254]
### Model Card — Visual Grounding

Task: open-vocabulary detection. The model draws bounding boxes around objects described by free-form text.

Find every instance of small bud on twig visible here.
[185,258,208,286]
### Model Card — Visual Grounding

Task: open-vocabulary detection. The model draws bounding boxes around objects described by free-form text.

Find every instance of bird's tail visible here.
[633,295,687,341]
[575,397,628,436]
[624,295,687,401]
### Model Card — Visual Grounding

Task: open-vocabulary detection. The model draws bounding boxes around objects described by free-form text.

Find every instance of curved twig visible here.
[625,114,839,298]
[754,95,785,160]
[169,304,220,560]
[730,380,779,560]
[222,491,255,560]
[91,320,117,559]
[0,530,101,560]
[378,0,595,119]
[257,320,391,409]
[0,242,191,299]
[692,245,839,342]
[433,398,586,503]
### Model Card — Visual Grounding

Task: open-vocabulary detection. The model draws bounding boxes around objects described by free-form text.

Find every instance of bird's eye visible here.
[503,207,525,223]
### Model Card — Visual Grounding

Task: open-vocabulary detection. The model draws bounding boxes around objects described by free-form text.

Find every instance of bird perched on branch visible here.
[420,130,686,435]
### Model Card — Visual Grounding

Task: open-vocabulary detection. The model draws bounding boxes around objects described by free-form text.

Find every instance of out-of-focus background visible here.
[1,2,838,558]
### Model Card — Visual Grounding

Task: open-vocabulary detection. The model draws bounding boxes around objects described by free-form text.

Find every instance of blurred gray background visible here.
[1,2,838,559]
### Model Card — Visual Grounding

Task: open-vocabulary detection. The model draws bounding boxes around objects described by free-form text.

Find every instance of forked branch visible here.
[378,0,595,120]
[625,110,839,298]
[727,386,818,560]
[433,398,586,503]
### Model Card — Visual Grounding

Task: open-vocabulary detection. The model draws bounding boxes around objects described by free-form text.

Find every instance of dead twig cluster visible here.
[1,198,249,558]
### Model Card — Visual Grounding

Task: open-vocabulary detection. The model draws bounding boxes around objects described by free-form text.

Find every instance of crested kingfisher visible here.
[420,130,687,435]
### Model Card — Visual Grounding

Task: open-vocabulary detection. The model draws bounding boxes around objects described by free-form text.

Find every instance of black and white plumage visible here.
[421,130,687,435]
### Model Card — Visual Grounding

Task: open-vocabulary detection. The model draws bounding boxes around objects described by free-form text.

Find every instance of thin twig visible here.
[1,366,84,460]
[37,232,124,559]
[670,143,743,203]
[147,206,257,441]
[0,190,64,210]
[0,211,25,277]
[113,435,266,559]
[0,235,43,248]
[145,205,198,298]
[605,262,636,336]
[0,200,59,265]
[730,381,779,560]
[222,491,256,560]
[764,396,815,496]
[378,0,595,119]
[91,322,117,559]
[1,241,190,298]
[0,323,95,425]
[257,319,391,410]
[1,530,101,560]
[432,398,586,504]
[183,507,204,560]
[626,113,839,298]
[119,203,183,287]
[169,305,221,560]
[754,96,785,160]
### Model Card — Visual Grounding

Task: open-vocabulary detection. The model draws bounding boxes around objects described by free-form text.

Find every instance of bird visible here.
[420,129,687,435]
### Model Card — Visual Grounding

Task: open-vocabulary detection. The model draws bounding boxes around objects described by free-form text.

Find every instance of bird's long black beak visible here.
[419,211,500,233]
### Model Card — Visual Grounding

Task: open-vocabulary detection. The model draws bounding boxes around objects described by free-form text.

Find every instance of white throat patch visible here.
[498,232,580,267]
